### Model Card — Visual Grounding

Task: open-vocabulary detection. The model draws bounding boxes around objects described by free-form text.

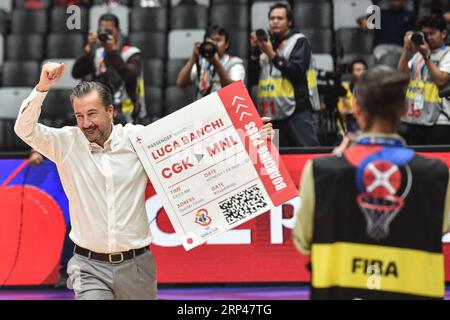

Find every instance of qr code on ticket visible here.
[219,185,268,225]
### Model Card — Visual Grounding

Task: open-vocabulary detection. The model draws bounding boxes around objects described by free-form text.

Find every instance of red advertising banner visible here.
[1,152,450,285]
[148,153,450,283]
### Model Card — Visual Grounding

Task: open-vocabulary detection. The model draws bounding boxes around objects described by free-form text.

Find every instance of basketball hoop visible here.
[356,193,404,240]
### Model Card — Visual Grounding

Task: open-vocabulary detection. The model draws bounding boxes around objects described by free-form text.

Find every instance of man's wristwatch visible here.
[423,51,431,62]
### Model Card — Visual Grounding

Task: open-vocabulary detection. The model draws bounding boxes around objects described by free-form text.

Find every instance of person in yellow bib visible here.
[248,2,319,147]
[176,25,246,100]
[337,58,368,136]
[294,66,450,300]
[72,13,146,125]
[398,14,450,145]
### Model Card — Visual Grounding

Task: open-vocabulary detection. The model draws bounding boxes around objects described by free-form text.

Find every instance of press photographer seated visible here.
[176,25,246,99]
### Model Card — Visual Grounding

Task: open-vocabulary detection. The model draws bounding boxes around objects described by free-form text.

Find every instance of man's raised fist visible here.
[36,62,66,92]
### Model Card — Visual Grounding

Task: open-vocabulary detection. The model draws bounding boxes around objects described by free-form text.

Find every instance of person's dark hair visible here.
[349,58,368,73]
[70,81,113,110]
[204,25,230,43]
[418,14,447,31]
[268,2,294,27]
[355,66,409,129]
[99,13,120,29]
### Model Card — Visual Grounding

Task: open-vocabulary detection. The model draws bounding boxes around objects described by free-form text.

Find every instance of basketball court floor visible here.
[0,286,449,300]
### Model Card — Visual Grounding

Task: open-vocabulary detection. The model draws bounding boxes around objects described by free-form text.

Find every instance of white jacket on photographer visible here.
[190,54,245,99]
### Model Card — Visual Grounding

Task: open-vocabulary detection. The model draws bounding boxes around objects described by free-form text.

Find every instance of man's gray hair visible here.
[70,81,113,110]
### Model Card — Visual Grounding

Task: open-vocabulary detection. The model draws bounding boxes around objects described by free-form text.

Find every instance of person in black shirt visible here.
[248,2,319,147]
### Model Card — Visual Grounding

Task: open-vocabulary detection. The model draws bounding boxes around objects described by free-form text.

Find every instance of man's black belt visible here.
[75,245,148,264]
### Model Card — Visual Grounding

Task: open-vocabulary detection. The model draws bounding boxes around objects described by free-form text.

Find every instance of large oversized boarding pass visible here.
[130,81,298,250]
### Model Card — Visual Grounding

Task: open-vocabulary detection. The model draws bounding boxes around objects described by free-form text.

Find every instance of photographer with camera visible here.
[398,15,450,145]
[72,13,145,124]
[248,2,319,147]
[176,25,245,99]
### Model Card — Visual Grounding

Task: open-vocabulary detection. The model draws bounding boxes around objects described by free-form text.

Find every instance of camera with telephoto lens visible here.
[410,32,425,46]
[98,28,113,44]
[251,29,270,56]
[199,38,218,59]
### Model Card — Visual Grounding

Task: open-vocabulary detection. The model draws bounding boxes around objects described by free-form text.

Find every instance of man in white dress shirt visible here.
[15,62,156,300]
